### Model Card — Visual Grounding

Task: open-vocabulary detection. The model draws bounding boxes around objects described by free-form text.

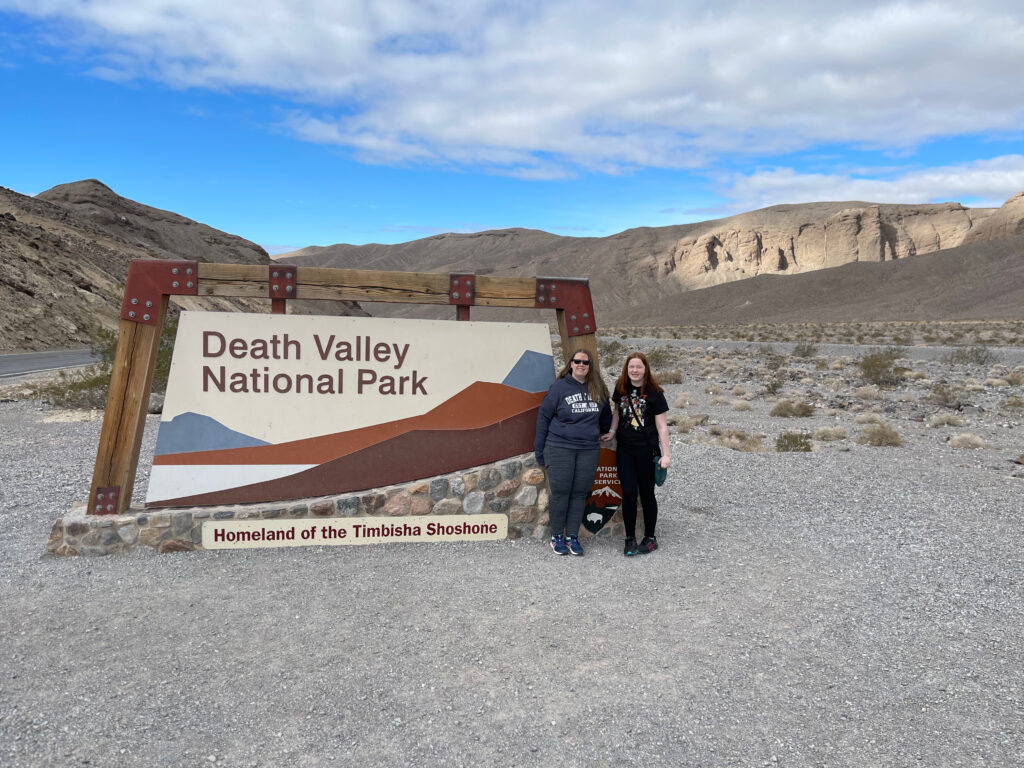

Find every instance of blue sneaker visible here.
[550,534,568,555]
[566,534,584,556]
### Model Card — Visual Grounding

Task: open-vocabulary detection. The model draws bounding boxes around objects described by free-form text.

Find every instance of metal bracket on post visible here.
[536,278,596,336]
[93,486,121,516]
[269,266,297,314]
[449,273,475,320]
[121,260,199,324]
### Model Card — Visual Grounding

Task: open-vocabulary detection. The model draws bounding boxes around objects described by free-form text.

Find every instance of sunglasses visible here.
[571,358,591,365]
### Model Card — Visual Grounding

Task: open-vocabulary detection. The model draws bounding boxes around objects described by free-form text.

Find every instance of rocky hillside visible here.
[0,180,364,352]
[278,194,1024,325]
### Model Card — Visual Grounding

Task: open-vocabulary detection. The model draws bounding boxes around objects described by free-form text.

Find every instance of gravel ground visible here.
[2,340,1024,767]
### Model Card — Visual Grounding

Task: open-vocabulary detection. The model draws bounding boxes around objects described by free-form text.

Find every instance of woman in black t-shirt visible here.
[602,352,670,556]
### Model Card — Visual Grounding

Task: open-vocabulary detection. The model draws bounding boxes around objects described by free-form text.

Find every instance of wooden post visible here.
[88,297,167,514]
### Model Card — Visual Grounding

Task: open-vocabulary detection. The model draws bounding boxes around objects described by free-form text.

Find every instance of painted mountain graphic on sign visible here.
[592,485,622,500]
[147,381,546,507]
[155,412,271,456]
[502,350,555,393]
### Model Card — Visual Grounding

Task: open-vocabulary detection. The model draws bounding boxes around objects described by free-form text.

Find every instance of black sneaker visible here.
[637,535,658,554]
[624,537,639,556]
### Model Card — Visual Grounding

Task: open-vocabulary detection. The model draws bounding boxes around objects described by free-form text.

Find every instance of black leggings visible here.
[617,444,658,538]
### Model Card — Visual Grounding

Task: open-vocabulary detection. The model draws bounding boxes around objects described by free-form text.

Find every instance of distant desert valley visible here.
[2,179,1023,353]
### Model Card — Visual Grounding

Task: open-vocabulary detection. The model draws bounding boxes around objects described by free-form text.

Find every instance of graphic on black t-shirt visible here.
[624,389,647,430]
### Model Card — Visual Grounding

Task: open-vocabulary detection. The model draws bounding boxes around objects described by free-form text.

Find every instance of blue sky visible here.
[2,1,1023,254]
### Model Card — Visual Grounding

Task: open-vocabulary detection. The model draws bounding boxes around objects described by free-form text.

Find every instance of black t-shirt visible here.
[612,386,669,450]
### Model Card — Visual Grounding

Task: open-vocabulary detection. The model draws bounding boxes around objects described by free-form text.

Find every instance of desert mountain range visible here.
[0,180,363,352]
[278,193,1024,325]
[2,179,1022,351]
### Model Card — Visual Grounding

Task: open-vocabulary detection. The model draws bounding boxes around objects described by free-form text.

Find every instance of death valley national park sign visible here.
[146,312,555,507]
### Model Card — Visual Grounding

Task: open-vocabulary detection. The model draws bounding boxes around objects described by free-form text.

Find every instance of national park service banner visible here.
[145,311,555,507]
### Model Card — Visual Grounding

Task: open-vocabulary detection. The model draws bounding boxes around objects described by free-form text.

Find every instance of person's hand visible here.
[659,455,670,469]
[600,431,614,442]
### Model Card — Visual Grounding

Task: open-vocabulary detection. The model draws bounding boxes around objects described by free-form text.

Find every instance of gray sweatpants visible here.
[544,445,600,537]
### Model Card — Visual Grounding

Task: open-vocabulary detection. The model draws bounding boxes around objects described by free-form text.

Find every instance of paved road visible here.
[0,348,97,379]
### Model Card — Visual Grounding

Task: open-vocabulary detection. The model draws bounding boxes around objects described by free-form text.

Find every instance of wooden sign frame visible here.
[88,260,600,515]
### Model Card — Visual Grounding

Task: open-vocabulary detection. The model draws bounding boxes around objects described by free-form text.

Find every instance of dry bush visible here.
[856,423,904,447]
[665,412,686,426]
[776,432,813,452]
[705,384,723,395]
[769,400,815,417]
[928,412,964,428]
[660,369,683,384]
[858,347,906,387]
[854,386,881,400]
[713,429,764,452]
[949,433,985,449]
[730,385,747,396]
[1005,373,1024,386]
[1003,395,1024,409]
[730,400,753,411]
[674,392,692,408]
[675,415,707,434]
[822,377,845,392]
[855,412,883,424]
[906,370,929,380]
[709,395,730,406]
[926,384,961,407]
[985,378,1010,388]
[812,426,848,441]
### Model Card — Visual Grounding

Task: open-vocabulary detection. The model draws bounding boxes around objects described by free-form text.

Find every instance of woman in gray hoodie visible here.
[534,348,611,556]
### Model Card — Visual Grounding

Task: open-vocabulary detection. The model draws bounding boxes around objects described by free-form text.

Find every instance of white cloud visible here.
[720,155,1024,211]
[4,0,1024,174]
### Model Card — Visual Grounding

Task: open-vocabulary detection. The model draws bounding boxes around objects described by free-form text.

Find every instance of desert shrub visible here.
[928,412,964,428]
[759,345,786,371]
[713,429,764,452]
[674,392,692,408]
[764,379,783,396]
[731,385,747,396]
[949,433,985,449]
[926,384,961,407]
[646,346,674,368]
[941,346,999,367]
[856,423,904,447]
[985,378,1010,388]
[675,415,707,433]
[854,412,883,424]
[705,385,723,395]
[776,432,813,452]
[769,399,815,417]
[1002,395,1024,409]
[812,426,848,441]
[660,369,683,384]
[1005,373,1024,386]
[730,400,753,411]
[854,385,881,400]
[28,316,178,409]
[709,395,730,406]
[792,341,818,358]
[857,346,906,387]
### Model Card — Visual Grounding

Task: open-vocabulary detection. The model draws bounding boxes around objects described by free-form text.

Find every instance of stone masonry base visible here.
[48,453,627,556]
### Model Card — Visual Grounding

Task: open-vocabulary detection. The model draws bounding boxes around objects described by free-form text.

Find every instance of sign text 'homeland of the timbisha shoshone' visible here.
[202,514,508,550]
[146,312,554,507]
